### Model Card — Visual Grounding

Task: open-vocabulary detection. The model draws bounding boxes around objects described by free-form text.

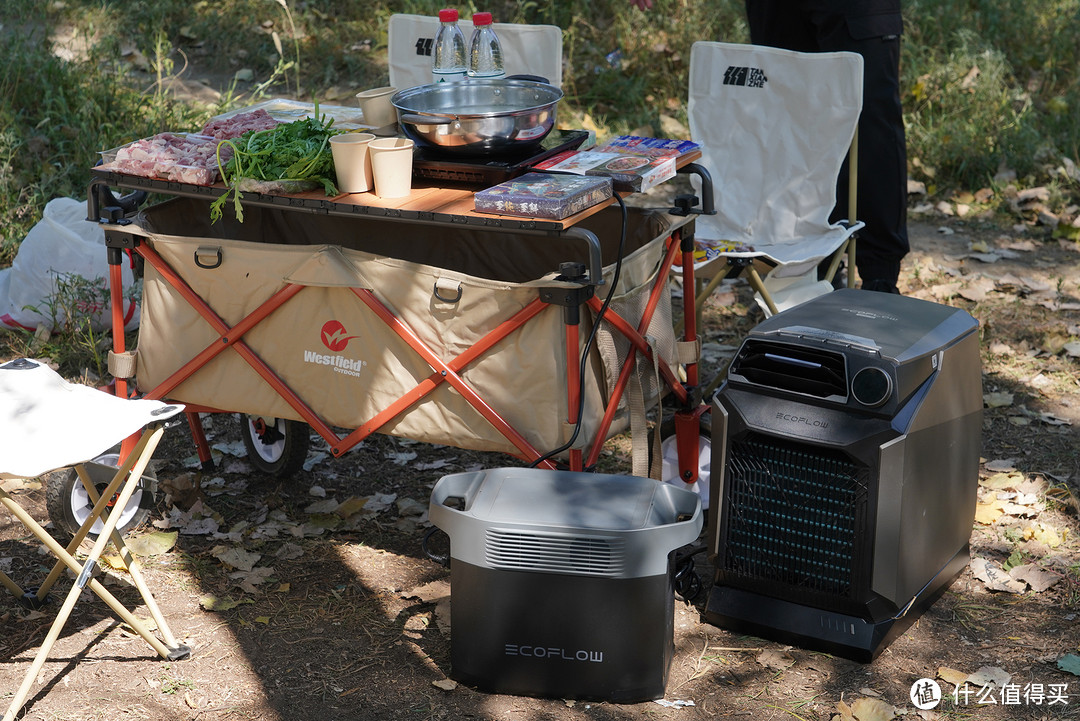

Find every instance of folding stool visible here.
[1,358,188,721]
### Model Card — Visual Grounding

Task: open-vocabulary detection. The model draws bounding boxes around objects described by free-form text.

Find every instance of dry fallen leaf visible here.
[432,678,458,691]
[938,666,970,687]
[833,699,857,721]
[199,594,253,612]
[335,496,369,518]
[1024,522,1068,548]
[982,391,1014,408]
[126,530,179,557]
[212,545,261,571]
[970,557,1026,593]
[979,470,1024,489]
[967,666,1011,689]
[403,580,451,603]
[974,498,1007,524]
[756,648,795,671]
[1008,564,1061,592]
[850,696,897,721]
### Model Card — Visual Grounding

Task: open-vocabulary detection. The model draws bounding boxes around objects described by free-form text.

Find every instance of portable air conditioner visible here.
[704,289,982,661]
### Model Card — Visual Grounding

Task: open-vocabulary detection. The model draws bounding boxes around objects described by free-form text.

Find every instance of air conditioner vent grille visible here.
[732,340,848,398]
[720,433,870,599]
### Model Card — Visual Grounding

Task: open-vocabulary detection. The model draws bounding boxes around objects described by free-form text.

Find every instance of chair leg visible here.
[76,468,184,650]
[1,425,188,721]
[744,266,780,316]
[847,236,857,288]
[33,463,123,601]
[0,566,26,598]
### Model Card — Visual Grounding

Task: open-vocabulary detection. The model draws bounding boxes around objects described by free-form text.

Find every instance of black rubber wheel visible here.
[45,453,158,539]
[238,415,310,477]
[649,412,713,511]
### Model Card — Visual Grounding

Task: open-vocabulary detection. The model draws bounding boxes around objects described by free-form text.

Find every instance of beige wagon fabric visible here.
[133,199,675,458]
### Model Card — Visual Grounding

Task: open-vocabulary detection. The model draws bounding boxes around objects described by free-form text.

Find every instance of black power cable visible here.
[529,192,630,468]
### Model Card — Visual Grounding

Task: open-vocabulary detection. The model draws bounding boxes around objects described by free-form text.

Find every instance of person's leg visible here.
[813,6,909,292]
[745,1,908,293]
[744,0,816,50]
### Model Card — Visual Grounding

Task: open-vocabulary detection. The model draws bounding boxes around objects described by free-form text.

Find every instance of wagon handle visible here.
[562,226,605,286]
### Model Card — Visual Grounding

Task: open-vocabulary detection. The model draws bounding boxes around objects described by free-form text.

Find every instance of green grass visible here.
[2,0,1079,371]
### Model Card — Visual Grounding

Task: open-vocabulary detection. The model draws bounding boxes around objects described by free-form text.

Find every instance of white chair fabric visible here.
[687,41,865,312]
[0,358,182,479]
[387,13,563,90]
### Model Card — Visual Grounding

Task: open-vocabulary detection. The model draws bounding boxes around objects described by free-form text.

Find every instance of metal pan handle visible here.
[399,112,456,126]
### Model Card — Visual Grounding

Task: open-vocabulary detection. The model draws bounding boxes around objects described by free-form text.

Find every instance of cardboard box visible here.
[531,150,676,192]
[473,172,613,220]
[595,135,701,158]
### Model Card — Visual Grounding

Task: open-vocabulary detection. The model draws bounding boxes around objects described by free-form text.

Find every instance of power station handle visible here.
[427,471,487,531]
[648,483,705,552]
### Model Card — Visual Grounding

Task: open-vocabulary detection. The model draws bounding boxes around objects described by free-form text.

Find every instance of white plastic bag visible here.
[0,197,138,331]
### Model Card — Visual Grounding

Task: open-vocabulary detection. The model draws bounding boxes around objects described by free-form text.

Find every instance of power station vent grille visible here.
[485,529,626,577]
[720,433,870,600]
[732,340,848,398]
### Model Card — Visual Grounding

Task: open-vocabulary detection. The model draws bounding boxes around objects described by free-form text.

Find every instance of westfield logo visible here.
[321,320,358,351]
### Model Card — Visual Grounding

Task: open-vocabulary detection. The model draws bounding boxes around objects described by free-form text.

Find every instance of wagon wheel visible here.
[238,415,310,477]
[649,413,712,512]
[45,453,158,540]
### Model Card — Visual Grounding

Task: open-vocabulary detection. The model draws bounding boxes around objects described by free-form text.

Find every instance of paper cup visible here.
[330,132,376,193]
[356,86,398,129]
[368,137,415,199]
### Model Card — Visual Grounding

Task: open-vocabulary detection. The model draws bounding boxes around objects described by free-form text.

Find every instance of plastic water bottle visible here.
[467,12,505,80]
[432,8,467,83]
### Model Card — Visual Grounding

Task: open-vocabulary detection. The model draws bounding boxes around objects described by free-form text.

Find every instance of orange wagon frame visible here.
[89,162,715,484]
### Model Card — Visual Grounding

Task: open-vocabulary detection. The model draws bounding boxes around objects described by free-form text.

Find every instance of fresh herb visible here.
[210,106,342,223]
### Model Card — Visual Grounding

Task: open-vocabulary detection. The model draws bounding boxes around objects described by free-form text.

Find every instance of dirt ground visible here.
[3,203,1080,721]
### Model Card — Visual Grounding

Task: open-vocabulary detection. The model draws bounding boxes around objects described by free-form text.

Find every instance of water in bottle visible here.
[432,8,467,83]
[467,12,505,80]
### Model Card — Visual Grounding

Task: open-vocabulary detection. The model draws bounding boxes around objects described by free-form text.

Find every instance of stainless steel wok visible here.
[390,78,563,156]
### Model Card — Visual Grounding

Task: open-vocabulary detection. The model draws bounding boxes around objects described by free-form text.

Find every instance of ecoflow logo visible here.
[303,320,365,378]
[723,65,767,88]
[776,411,829,429]
[505,644,604,664]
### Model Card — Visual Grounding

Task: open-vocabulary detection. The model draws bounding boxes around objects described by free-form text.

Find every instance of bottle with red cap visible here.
[467,12,505,80]
[432,8,467,83]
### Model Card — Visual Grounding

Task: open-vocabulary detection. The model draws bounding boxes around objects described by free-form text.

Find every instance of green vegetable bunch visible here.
[210,108,342,223]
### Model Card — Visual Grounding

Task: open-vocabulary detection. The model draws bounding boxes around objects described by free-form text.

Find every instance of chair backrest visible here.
[688,42,863,249]
[387,14,563,90]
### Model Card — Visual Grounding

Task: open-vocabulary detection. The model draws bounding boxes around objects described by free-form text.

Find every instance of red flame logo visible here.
[321,320,358,352]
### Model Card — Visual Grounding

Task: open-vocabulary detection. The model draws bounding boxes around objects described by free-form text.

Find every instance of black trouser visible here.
[745,0,909,288]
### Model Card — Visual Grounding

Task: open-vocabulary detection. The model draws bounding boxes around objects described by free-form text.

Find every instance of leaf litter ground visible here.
[2,214,1080,721]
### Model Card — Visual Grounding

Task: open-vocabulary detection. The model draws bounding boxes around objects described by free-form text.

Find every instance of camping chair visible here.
[686,41,864,318]
[387,13,563,89]
[0,358,188,721]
